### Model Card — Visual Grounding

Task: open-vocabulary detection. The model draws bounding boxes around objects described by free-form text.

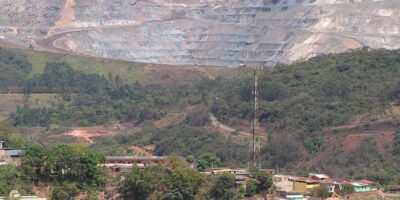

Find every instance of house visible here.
[320,178,345,193]
[274,174,296,192]
[0,141,27,158]
[0,190,46,200]
[203,168,251,185]
[293,177,320,193]
[310,173,330,181]
[104,156,169,172]
[0,148,26,157]
[341,179,352,184]
[359,179,374,185]
[351,181,371,193]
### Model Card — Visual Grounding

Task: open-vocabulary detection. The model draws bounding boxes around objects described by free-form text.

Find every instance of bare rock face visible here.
[1,0,400,67]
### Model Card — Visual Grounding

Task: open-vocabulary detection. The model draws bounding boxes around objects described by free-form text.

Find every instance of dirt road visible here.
[33,18,176,55]
[210,114,253,137]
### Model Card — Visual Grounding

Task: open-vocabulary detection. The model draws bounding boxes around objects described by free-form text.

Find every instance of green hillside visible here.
[0,45,399,186]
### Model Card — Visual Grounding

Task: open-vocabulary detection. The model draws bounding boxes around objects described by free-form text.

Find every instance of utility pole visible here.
[240,64,261,168]
[251,66,261,168]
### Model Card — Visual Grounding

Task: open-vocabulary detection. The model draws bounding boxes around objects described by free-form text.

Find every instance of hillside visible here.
[1,0,400,67]
[0,44,399,186]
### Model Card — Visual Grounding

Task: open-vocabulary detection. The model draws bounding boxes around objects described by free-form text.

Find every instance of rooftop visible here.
[351,181,370,187]
[294,177,319,184]
[106,156,169,161]
[310,173,330,179]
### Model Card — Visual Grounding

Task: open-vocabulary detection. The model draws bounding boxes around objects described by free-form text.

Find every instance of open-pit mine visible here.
[1,0,400,67]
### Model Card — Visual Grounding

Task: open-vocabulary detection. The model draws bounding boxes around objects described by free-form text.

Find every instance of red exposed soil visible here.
[64,129,116,144]
[336,132,395,151]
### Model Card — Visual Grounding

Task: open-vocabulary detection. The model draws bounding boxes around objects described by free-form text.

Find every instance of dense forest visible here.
[1,46,400,190]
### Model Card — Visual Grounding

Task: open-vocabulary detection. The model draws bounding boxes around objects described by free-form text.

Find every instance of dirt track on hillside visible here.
[34,17,175,56]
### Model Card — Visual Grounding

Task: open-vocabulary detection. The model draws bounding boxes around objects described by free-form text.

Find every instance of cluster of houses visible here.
[0,140,395,200]
[203,167,380,199]
[101,155,386,200]
[273,173,375,199]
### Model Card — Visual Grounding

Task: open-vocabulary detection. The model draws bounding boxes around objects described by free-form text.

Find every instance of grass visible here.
[0,94,59,120]
[23,49,147,84]
[0,41,234,86]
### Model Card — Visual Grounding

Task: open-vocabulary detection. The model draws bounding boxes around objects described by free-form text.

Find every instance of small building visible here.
[293,177,320,193]
[341,179,352,184]
[0,146,27,158]
[359,179,374,185]
[203,168,251,185]
[274,174,297,192]
[105,156,168,165]
[310,174,330,181]
[351,181,371,193]
[320,178,345,193]
[286,193,307,200]
[104,156,169,172]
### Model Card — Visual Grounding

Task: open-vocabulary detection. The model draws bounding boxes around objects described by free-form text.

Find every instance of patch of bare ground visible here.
[319,102,400,152]
[54,0,75,28]
[325,103,400,131]
[33,185,52,200]
[64,129,116,144]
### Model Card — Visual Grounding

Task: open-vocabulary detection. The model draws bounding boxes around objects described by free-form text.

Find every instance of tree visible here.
[51,183,79,200]
[166,153,189,169]
[186,155,195,163]
[165,167,205,200]
[304,137,323,153]
[0,122,25,148]
[0,121,14,142]
[310,185,330,199]
[245,180,257,197]
[160,189,183,200]
[20,145,50,185]
[210,173,236,200]
[49,144,76,183]
[250,168,272,199]
[78,149,108,188]
[119,165,164,200]
[8,133,25,148]
[197,153,221,172]
[343,184,354,194]
[0,164,33,196]
[185,105,210,126]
